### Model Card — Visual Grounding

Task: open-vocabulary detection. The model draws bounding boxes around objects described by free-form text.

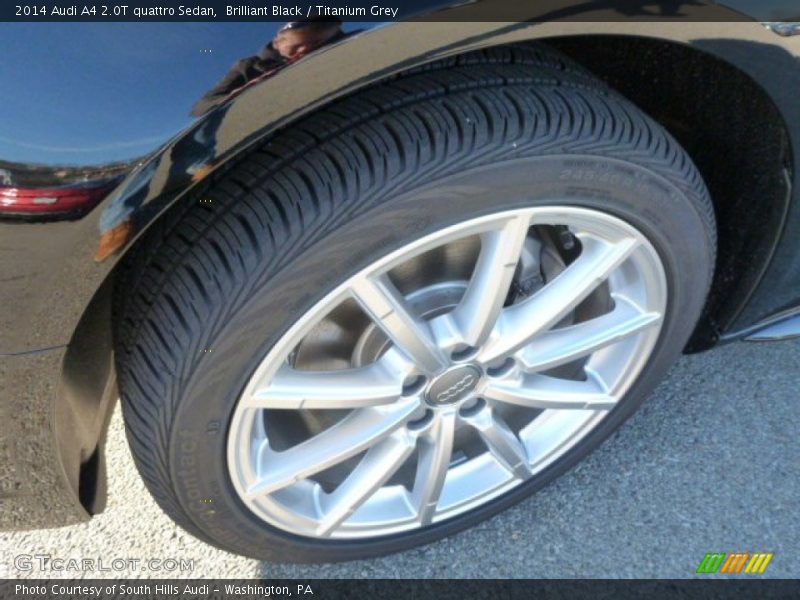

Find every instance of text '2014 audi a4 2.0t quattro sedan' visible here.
[2,2,800,562]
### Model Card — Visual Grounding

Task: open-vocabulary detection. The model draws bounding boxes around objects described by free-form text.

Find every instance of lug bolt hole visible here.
[408,409,434,431]
[458,397,486,418]
[402,374,428,397]
[451,344,479,362]
[486,357,516,378]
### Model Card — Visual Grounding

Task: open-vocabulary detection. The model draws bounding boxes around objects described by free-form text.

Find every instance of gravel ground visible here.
[2,339,798,579]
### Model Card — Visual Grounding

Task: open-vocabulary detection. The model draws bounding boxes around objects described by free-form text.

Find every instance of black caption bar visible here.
[8,1,411,20]
[2,0,797,22]
[2,579,800,599]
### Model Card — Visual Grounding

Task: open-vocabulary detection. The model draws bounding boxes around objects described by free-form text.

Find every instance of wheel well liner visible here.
[547,35,792,349]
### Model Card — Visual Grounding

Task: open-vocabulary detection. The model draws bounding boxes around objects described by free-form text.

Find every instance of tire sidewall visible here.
[167,155,713,562]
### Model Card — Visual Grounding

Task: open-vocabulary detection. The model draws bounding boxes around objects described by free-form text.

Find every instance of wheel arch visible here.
[58,22,795,516]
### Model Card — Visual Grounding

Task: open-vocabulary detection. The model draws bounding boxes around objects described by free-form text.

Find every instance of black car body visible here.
[1,1,799,549]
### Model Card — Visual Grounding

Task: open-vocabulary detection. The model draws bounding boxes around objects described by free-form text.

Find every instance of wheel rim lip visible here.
[227,204,668,540]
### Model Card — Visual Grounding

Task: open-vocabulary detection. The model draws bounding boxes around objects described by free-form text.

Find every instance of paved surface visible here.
[2,339,798,579]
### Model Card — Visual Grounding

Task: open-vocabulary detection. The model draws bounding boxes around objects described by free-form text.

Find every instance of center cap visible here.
[426,365,482,406]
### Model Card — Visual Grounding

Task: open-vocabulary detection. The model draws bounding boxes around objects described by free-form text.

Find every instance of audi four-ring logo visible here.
[435,373,478,403]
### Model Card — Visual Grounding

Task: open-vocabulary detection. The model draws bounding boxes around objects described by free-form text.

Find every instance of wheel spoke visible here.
[316,431,417,537]
[351,275,448,375]
[246,399,419,497]
[461,405,531,479]
[479,235,639,363]
[243,350,412,410]
[444,215,531,347]
[483,369,617,410]
[517,295,661,372]
[411,410,456,525]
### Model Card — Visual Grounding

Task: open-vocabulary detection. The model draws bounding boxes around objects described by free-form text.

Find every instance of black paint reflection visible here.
[193,18,349,116]
[94,17,351,261]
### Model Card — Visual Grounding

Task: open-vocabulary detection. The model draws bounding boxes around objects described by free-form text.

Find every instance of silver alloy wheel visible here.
[227,206,667,539]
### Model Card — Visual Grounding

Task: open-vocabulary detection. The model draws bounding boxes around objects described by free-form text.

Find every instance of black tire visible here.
[115,43,715,562]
